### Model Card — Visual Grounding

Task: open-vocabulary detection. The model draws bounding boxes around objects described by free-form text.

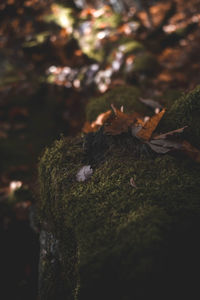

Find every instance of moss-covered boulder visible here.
[159,85,200,147]
[86,85,150,122]
[132,52,160,75]
[38,86,200,300]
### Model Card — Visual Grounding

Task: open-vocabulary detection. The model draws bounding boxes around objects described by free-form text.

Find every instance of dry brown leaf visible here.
[136,108,166,141]
[181,140,200,163]
[153,126,188,139]
[83,110,112,133]
[148,127,200,163]
[147,126,187,154]
[147,138,182,153]
[82,121,97,133]
[131,118,145,137]
[104,105,139,135]
[94,110,112,126]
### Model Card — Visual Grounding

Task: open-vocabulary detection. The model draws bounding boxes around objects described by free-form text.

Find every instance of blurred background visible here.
[0,0,200,299]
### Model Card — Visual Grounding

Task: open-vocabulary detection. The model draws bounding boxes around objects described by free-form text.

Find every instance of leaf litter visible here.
[83,104,200,163]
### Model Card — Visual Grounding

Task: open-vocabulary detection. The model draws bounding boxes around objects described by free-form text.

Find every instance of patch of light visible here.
[48,65,57,73]
[128,21,140,32]
[97,31,107,39]
[99,82,108,93]
[73,79,81,88]
[59,15,68,27]
[155,108,160,114]
[93,8,105,18]
[116,51,123,59]
[63,67,71,74]
[144,116,150,123]
[45,5,74,32]
[191,15,200,22]
[57,73,66,81]
[104,68,113,77]
[10,181,22,192]
[112,60,121,71]
[90,64,99,71]
[118,45,126,52]
[163,24,176,33]
[124,25,132,35]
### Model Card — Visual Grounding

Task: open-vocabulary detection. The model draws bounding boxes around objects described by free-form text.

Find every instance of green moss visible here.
[120,40,145,54]
[39,139,200,298]
[86,85,150,122]
[44,4,75,30]
[159,85,200,147]
[162,89,183,108]
[38,86,200,299]
[23,32,50,48]
[74,9,121,62]
[75,31,105,62]
[133,52,160,74]
[93,12,121,29]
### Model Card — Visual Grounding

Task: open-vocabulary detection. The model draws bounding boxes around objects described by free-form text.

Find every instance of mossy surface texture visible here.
[159,85,200,147]
[38,86,200,300]
[86,85,150,122]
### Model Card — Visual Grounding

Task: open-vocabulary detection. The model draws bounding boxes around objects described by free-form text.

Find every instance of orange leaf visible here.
[82,121,96,133]
[136,108,166,141]
[83,110,112,133]
[104,105,139,135]
[94,110,112,126]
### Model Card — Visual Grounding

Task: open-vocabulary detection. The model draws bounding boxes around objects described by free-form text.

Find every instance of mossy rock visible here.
[119,40,145,54]
[162,89,183,108]
[158,85,200,147]
[38,86,200,300]
[86,85,150,122]
[133,52,160,75]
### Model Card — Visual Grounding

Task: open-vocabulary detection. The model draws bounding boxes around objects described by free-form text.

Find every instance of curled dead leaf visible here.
[153,126,188,140]
[136,108,166,141]
[147,126,187,154]
[104,104,140,135]
[130,177,137,188]
[147,139,182,153]
[83,110,112,133]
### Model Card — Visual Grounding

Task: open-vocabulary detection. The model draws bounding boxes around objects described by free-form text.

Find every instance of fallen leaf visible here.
[136,108,166,141]
[139,97,163,109]
[131,118,145,137]
[153,126,188,139]
[147,138,182,153]
[147,126,187,153]
[104,105,139,135]
[130,177,137,188]
[94,110,112,126]
[83,110,112,133]
[82,121,96,133]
